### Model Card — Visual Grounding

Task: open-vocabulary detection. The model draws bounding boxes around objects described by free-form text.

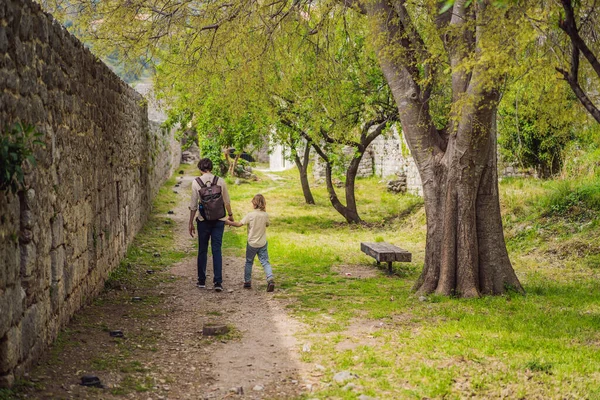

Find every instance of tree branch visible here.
[556,0,600,124]
[556,68,600,124]
[392,0,437,99]
[559,0,600,80]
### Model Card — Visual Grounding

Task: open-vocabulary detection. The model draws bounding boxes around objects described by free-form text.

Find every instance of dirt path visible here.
[161,174,312,399]
[16,172,315,400]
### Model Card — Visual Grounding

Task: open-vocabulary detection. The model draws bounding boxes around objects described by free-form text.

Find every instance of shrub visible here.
[540,179,600,216]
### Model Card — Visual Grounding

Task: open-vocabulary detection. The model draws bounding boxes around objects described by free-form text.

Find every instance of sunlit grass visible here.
[222,166,600,398]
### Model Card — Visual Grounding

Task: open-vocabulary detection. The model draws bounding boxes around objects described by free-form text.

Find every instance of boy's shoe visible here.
[243,282,252,289]
[267,280,275,292]
[197,281,206,289]
[214,283,223,292]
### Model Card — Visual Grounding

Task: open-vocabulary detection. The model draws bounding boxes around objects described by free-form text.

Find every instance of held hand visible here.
[228,215,234,222]
[189,223,195,238]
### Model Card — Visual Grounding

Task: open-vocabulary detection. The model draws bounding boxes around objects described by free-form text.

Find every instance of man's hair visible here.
[252,194,266,211]
[198,158,213,172]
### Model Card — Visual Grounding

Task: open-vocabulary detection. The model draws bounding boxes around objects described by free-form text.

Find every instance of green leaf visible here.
[439,0,454,13]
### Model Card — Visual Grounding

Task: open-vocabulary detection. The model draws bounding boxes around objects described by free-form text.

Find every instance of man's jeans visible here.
[197,219,225,284]
[244,243,273,283]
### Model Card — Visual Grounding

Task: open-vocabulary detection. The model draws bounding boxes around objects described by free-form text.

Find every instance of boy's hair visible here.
[197,158,213,172]
[252,194,266,211]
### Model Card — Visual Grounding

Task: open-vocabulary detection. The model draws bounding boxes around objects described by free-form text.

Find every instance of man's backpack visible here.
[196,176,226,221]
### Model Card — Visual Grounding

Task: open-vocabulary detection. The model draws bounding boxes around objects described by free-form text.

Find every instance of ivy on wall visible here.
[0,123,45,195]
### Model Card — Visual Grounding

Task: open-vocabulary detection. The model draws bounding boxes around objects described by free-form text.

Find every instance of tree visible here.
[344,0,527,296]
[47,0,527,296]
[272,121,315,204]
[269,12,398,223]
[153,40,269,177]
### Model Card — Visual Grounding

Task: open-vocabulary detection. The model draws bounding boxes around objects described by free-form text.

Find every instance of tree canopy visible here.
[41,0,599,297]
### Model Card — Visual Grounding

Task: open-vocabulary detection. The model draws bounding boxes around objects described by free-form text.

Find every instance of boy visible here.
[226,194,275,292]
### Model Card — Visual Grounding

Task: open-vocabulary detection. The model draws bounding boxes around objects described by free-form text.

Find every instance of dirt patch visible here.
[332,264,380,279]
[333,319,387,352]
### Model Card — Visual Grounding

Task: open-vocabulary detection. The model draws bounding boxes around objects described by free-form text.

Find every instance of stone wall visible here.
[0,0,179,386]
[371,131,403,178]
[371,127,422,196]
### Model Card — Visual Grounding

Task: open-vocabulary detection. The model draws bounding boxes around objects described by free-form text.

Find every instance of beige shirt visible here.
[240,210,270,248]
[189,173,231,221]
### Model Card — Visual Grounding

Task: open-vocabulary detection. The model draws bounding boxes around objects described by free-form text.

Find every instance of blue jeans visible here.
[244,243,273,283]
[197,219,225,284]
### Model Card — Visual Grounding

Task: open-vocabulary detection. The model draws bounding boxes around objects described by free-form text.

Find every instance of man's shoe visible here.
[243,282,252,289]
[267,280,275,292]
[214,283,223,292]
[197,281,206,289]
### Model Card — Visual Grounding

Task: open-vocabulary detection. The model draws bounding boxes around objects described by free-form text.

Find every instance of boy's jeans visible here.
[244,242,273,283]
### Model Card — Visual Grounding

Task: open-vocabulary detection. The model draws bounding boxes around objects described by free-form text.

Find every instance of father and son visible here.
[188,158,275,293]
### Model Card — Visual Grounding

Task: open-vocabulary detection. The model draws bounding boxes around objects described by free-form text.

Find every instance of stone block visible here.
[50,246,64,282]
[25,188,35,204]
[0,373,14,389]
[2,71,19,93]
[63,262,74,296]
[29,92,45,125]
[41,64,55,88]
[20,210,33,230]
[0,286,24,338]
[0,24,8,54]
[0,325,22,373]
[19,242,36,277]
[50,280,64,315]
[51,213,63,248]
[20,303,41,358]
[0,239,19,290]
[39,254,51,290]
[32,13,48,42]
[0,69,9,91]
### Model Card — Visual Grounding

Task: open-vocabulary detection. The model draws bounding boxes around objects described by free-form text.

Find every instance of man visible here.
[188,158,234,291]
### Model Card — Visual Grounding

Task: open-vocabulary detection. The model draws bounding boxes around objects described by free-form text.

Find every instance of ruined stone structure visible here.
[312,126,424,196]
[370,127,423,196]
[0,0,180,386]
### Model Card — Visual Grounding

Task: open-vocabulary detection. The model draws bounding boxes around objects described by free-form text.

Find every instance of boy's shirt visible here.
[241,210,270,248]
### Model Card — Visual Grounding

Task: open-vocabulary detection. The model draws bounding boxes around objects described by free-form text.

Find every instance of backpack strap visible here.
[196,177,207,188]
[212,176,220,186]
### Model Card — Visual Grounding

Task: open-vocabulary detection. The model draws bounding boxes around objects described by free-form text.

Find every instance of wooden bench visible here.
[361,242,412,275]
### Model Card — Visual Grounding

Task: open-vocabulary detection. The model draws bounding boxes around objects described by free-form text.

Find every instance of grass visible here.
[221,167,600,399]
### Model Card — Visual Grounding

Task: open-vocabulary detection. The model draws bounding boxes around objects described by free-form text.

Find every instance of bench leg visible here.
[388,261,393,275]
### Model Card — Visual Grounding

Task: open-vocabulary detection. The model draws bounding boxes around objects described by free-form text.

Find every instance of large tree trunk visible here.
[367,0,523,297]
[413,91,522,297]
[293,141,315,205]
